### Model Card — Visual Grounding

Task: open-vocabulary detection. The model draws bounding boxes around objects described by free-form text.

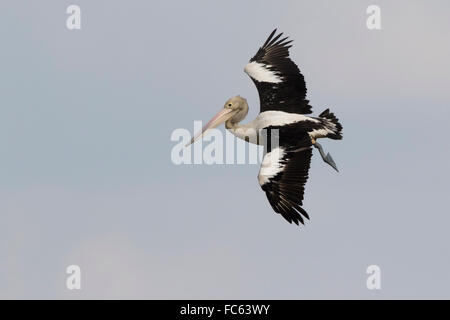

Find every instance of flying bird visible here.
[187,29,343,226]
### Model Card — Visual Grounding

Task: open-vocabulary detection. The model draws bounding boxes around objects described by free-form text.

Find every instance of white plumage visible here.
[258,147,286,185]
[244,61,283,83]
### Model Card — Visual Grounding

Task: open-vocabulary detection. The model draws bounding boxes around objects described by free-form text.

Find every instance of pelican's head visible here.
[186,95,249,147]
[223,96,249,125]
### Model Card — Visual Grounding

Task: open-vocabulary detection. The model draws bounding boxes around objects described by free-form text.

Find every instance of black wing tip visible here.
[265,192,310,227]
[249,29,294,63]
[263,28,292,50]
[272,198,310,226]
[263,29,278,47]
[279,207,309,226]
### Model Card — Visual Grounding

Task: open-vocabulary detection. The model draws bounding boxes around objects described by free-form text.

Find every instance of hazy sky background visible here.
[1,0,449,299]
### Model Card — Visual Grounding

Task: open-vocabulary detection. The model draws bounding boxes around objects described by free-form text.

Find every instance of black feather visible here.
[248,30,312,115]
[259,140,313,226]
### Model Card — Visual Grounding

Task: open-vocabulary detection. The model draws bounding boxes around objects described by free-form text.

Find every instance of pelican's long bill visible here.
[185,107,237,147]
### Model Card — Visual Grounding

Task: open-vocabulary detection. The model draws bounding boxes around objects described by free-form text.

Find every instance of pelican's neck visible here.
[225,118,261,145]
[225,119,240,129]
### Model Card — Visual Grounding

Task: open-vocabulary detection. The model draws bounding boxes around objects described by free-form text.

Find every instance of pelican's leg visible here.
[313,141,339,172]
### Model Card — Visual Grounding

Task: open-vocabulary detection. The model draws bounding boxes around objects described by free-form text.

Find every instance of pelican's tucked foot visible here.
[313,142,339,172]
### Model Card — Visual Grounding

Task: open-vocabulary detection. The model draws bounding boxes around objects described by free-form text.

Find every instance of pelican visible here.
[188,29,343,226]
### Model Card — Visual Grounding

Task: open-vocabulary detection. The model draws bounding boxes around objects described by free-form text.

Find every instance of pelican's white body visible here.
[227,110,320,145]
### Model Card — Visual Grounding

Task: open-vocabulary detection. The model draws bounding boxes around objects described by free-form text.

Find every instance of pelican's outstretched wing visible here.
[244,29,312,115]
[258,145,312,225]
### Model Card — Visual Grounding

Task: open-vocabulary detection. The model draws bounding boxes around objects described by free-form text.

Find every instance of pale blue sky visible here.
[1,0,449,299]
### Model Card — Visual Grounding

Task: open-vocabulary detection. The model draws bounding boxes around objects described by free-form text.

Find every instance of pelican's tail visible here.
[319,108,343,140]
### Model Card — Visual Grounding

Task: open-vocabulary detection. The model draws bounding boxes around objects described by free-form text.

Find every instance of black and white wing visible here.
[244,29,312,115]
[258,146,312,225]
